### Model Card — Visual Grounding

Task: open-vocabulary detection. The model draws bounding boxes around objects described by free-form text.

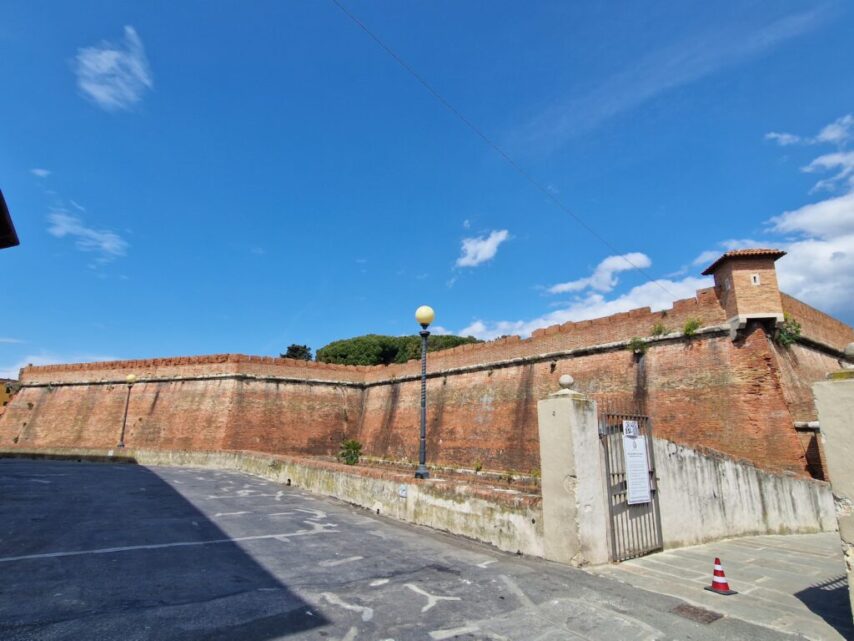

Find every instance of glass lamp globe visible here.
[415,305,435,327]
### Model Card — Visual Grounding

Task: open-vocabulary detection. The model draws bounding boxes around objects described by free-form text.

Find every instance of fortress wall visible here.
[353,323,807,476]
[782,294,854,350]
[363,288,728,383]
[2,286,850,479]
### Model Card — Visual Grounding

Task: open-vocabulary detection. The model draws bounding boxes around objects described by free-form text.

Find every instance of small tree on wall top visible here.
[281,344,313,361]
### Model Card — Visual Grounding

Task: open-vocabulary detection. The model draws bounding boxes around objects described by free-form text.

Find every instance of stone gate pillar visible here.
[537,375,609,566]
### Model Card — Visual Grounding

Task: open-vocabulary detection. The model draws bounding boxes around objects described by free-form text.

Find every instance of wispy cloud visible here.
[0,338,24,344]
[548,252,650,294]
[47,211,128,262]
[513,9,824,153]
[30,168,51,178]
[456,230,510,267]
[766,114,854,148]
[75,26,153,111]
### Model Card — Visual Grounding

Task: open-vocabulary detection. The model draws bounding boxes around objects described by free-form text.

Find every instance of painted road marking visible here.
[320,556,364,567]
[498,574,535,608]
[0,521,337,564]
[404,584,461,613]
[429,626,479,639]
[319,593,374,621]
[212,511,250,518]
[369,579,390,587]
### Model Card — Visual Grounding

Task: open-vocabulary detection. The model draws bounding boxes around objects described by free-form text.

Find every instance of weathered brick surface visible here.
[712,257,784,319]
[2,251,852,480]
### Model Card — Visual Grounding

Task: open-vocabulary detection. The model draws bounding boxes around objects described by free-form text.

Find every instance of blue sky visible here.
[2,1,854,376]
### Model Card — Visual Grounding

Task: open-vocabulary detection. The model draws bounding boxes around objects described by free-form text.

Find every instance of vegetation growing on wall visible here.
[628,337,648,354]
[774,313,802,347]
[317,334,481,366]
[682,318,701,337]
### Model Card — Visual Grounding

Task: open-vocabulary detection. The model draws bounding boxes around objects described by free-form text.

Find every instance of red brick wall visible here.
[1,288,851,479]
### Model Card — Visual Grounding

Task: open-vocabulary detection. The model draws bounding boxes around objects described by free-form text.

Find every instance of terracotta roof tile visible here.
[702,248,786,275]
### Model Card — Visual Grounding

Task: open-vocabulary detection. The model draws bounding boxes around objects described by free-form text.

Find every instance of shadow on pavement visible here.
[0,457,328,641]
[794,574,853,640]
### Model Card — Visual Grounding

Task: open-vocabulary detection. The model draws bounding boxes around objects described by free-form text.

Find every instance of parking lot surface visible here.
[0,459,808,640]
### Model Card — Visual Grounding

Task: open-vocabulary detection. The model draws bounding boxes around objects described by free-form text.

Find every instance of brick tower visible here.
[702,249,786,339]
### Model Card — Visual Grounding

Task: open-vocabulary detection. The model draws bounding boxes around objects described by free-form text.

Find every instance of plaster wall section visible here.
[654,438,836,548]
[812,374,854,624]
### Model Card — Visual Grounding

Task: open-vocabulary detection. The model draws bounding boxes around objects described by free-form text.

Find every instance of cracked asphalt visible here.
[0,459,803,640]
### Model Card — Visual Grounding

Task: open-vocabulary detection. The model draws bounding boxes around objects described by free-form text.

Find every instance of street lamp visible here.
[118,374,137,448]
[414,305,435,479]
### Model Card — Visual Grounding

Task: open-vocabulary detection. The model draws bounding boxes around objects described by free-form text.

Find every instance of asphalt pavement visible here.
[0,458,818,640]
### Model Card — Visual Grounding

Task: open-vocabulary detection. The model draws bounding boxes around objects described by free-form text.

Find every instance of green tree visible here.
[281,344,313,361]
[316,334,481,366]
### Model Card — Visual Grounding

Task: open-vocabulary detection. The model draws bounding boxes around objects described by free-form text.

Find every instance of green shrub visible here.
[316,334,481,366]
[338,439,363,465]
[682,318,701,337]
[651,322,667,337]
[473,460,483,474]
[775,313,802,347]
[628,337,647,354]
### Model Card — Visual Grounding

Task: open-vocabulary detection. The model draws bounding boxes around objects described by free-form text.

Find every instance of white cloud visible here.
[0,338,24,344]
[460,276,711,340]
[766,113,854,148]
[456,230,510,267]
[816,114,854,145]
[765,132,801,146]
[770,192,854,238]
[75,26,153,111]
[47,211,128,261]
[514,9,823,151]
[775,235,854,314]
[802,151,854,192]
[548,252,651,294]
[30,168,51,178]
[0,352,117,380]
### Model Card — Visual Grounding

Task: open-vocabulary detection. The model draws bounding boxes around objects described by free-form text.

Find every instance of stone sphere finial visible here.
[845,342,854,360]
[558,374,575,389]
[842,342,854,369]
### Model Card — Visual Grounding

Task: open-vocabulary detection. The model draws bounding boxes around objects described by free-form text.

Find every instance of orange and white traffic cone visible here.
[704,557,737,595]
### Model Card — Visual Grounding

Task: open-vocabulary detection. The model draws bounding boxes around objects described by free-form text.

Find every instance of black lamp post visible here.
[118,374,136,448]
[414,305,435,479]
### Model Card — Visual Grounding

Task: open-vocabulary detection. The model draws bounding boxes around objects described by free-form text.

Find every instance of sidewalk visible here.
[589,533,852,641]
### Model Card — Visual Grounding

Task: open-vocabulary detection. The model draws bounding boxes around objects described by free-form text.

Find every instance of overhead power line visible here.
[328,0,677,300]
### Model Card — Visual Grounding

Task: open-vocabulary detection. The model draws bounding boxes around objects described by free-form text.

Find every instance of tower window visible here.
[751,274,761,286]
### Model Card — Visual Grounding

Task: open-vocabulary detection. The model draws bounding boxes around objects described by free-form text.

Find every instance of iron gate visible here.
[599,407,663,562]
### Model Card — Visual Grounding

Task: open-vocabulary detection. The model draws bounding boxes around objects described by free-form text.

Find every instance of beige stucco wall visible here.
[813,373,854,624]
[654,439,836,549]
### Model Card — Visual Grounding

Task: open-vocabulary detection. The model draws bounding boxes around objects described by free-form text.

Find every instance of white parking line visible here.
[0,521,338,564]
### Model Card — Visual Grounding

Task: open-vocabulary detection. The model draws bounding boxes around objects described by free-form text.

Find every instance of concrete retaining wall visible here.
[0,448,544,558]
[654,439,836,548]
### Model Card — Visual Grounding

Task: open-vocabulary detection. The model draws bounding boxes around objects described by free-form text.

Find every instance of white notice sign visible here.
[622,421,651,505]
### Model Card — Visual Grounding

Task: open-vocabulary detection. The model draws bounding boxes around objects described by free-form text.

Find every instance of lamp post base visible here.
[414,465,430,479]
